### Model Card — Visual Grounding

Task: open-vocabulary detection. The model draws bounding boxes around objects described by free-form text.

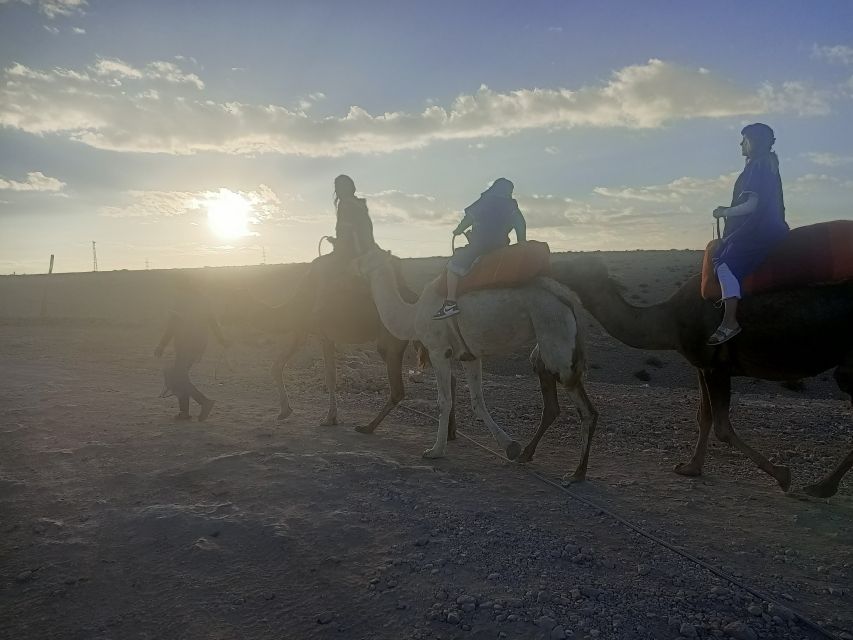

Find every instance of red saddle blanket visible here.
[436,240,551,297]
[700,220,853,300]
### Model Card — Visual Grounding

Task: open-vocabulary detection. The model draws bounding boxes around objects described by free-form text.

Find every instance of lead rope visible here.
[318,235,333,258]
[396,402,841,640]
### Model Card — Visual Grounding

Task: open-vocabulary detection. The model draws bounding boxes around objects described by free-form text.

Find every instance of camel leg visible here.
[356,337,406,434]
[272,333,303,420]
[518,365,560,463]
[705,368,792,492]
[423,356,453,459]
[803,361,853,498]
[461,359,521,460]
[320,339,338,426]
[448,373,458,441]
[563,382,599,484]
[674,369,713,477]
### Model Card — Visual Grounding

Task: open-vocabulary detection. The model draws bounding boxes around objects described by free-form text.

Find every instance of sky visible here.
[1,0,852,274]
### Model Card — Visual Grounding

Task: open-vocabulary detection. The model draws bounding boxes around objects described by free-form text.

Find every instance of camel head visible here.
[351,247,394,279]
[551,255,625,299]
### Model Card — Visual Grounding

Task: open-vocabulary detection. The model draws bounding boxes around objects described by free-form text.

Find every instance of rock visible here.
[446,611,461,624]
[724,621,757,640]
[747,604,763,616]
[550,626,567,640]
[461,603,475,612]
[15,570,32,583]
[414,536,430,547]
[456,594,476,605]
[637,564,651,576]
[536,590,550,603]
[316,612,333,624]
[766,603,795,622]
[487,572,501,581]
[434,589,447,601]
[535,616,557,631]
[680,622,698,637]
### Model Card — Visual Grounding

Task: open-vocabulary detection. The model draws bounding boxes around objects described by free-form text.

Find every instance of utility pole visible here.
[92,241,99,272]
[262,245,266,265]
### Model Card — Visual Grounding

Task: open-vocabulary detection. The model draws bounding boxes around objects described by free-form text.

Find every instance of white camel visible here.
[354,248,599,483]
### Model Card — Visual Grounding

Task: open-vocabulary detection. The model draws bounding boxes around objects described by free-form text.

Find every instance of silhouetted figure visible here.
[329,174,376,259]
[434,178,527,319]
[155,276,227,421]
[708,123,789,345]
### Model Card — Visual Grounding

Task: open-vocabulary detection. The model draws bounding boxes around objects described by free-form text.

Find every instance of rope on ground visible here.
[396,402,840,640]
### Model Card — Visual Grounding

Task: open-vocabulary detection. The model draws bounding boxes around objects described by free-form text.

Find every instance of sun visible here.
[205,189,253,239]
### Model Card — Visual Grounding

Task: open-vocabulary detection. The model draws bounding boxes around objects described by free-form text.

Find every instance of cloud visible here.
[593,173,737,204]
[364,189,452,225]
[758,81,830,116]
[71,26,84,34]
[0,170,66,192]
[0,57,829,157]
[812,43,853,65]
[99,185,285,221]
[91,57,204,89]
[0,0,87,18]
[43,24,59,33]
[803,152,853,167]
[544,146,559,155]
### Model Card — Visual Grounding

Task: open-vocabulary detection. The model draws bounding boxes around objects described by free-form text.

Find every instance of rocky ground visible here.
[1,251,851,640]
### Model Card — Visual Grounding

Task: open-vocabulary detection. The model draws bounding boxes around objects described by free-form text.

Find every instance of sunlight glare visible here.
[205,189,253,239]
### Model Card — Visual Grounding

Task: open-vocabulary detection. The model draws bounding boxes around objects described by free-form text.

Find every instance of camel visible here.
[354,248,598,482]
[248,253,457,435]
[550,256,853,497]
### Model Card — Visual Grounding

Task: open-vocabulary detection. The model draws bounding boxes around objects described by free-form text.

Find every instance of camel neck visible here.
[367,262,417,341]
[580,285,679,351]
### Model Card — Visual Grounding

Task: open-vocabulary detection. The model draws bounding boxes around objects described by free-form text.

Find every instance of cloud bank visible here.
[0,57,827,157]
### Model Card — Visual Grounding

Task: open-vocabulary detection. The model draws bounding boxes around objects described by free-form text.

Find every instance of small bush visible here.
[644,356,664,368]
[633,369,651,382]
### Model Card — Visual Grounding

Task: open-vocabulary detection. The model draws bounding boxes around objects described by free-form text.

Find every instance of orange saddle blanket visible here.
[700,219,853,300]
[436,240,551,297]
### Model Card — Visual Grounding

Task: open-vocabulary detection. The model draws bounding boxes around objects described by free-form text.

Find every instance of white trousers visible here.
[716,263,741,300]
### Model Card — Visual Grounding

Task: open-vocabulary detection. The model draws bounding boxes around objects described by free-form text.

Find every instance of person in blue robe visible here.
[708,123,789,345]
[433,178,527,320]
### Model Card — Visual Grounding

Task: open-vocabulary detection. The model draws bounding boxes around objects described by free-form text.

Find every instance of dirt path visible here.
[1,323,851,640]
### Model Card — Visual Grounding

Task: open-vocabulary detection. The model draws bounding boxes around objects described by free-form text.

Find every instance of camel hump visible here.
[701,220,853,300]
[438,241,551,298]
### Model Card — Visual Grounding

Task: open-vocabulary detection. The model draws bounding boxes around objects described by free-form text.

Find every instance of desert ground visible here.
[1,250,851,640]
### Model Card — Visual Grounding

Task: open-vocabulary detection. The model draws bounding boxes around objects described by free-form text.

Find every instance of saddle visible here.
[436,240,551,297]
[700,220,853,300]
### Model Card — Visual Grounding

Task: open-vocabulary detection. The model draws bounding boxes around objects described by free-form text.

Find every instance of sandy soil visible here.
[1,251,851,640]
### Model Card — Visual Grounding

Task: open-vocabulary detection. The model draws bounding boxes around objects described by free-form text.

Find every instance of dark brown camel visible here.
[249,253,456,436]
[548,256,853,497]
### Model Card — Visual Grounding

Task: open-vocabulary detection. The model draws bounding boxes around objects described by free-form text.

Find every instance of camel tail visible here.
[533,276,588,383]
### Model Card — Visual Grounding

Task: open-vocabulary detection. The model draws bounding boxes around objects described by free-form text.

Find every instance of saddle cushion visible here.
[701,220,853,300]
[436,240,551,297]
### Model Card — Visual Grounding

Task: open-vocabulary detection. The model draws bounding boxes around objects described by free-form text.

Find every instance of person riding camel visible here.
[708,123,790,345]
[328,174,377,260]
[433,178,527,320]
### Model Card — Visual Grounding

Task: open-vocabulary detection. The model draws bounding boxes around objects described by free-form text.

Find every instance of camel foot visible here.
[448,431,457,441]
[422,447,446,459]
[505,441,522,461]
[801,481,838,499]
[517,446,535,463]
[774,465,792,493]
[320,416,338,427]
[673,461,703,477]
[277,407,293,421]
[561,471,586,485]
[354,423,376,435]
[198,399,215,422]
[174,412,192,422]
